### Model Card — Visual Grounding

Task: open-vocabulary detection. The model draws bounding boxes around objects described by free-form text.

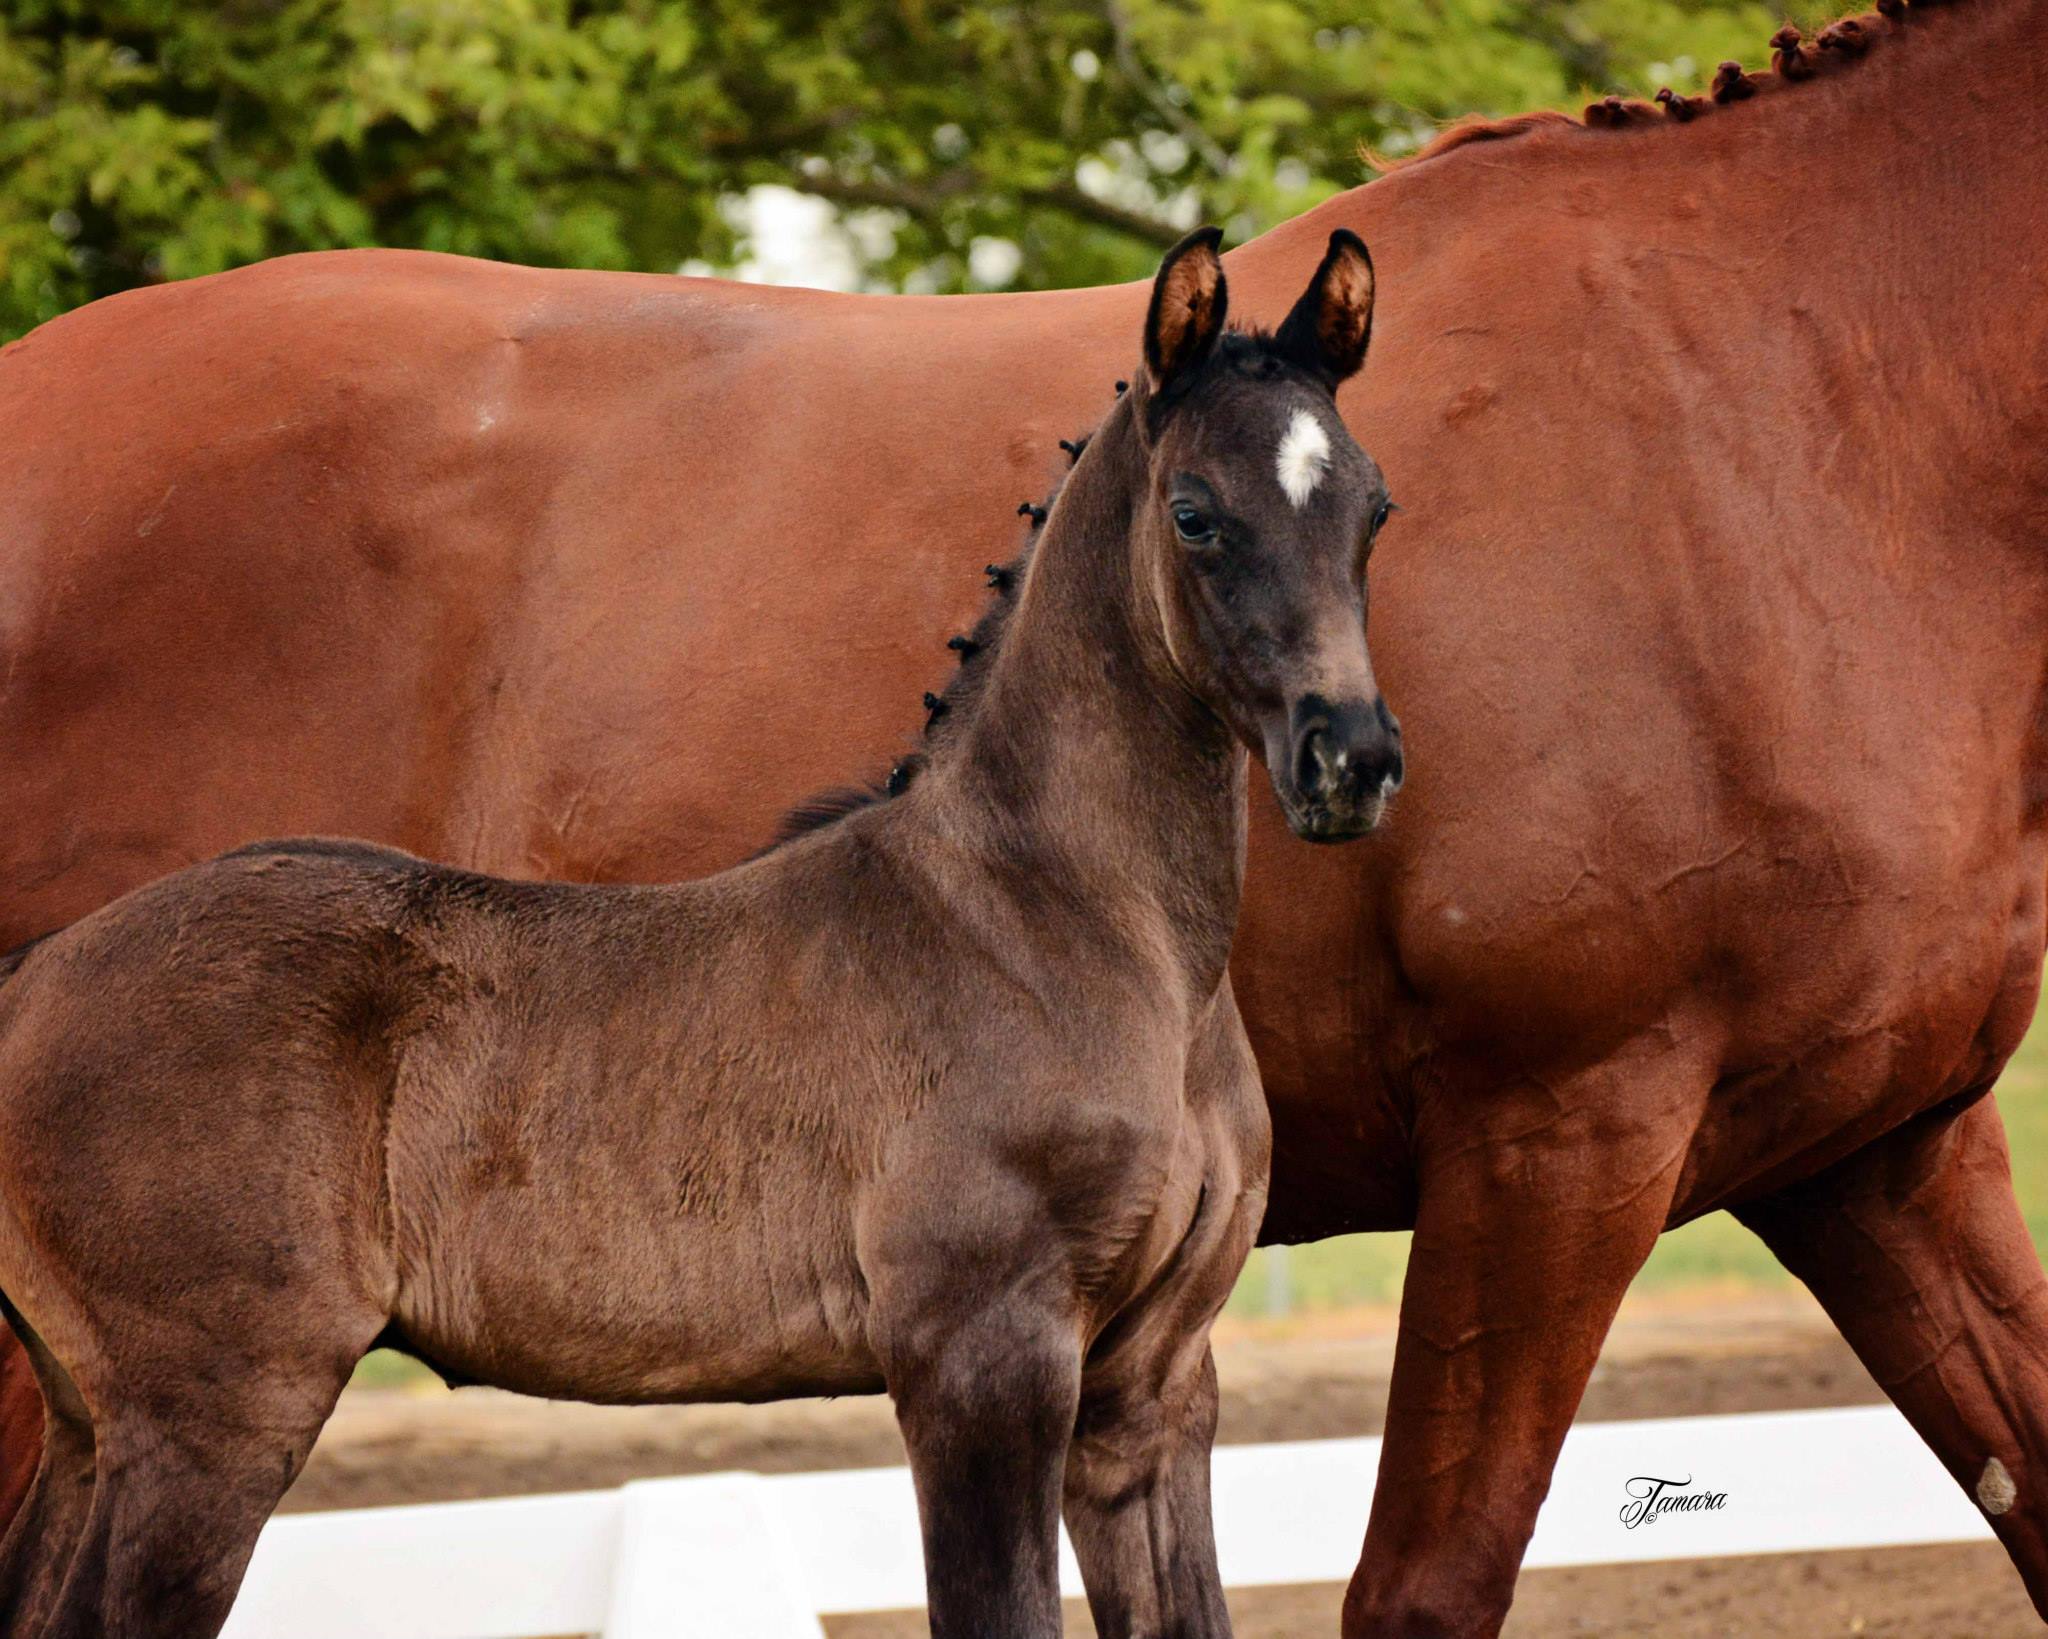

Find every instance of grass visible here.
[349,997,2048,1380]
[351,1350,435,1390]
[1226,992,2048,1319]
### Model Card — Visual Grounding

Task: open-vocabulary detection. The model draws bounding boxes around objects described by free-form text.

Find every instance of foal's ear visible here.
[1274,229,1375,389]
[1142,226,1229,400]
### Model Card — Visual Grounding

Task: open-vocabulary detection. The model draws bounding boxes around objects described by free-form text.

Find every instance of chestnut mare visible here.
[2,2,2046,1632]
[0,232,1396,1639]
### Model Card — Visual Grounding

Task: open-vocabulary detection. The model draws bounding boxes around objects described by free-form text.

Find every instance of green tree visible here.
[0,0,1830,339]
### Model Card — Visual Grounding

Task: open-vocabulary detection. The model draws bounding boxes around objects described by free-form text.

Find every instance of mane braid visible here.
[1382,0,1964,170]
[752,446,1069,853]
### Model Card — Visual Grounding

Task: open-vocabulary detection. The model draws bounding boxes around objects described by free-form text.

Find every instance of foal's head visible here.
[1129,227,1401,841]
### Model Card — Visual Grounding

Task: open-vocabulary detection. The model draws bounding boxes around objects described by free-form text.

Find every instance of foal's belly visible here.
[386,1161,883,1404]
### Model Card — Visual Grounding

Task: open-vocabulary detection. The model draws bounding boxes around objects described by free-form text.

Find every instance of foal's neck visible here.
[933,399,1246,1005]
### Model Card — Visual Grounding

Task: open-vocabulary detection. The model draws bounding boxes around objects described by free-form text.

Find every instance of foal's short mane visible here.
[1386,0,1970,169]
[764,330,1299,852]
[758,464,1058,850]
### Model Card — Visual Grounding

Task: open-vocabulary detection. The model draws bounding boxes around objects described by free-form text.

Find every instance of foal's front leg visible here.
[1060,992,1264,1638]
[869,1237,1083,1639]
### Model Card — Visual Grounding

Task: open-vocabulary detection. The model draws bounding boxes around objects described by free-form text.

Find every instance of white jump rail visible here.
[221,1405,1996,1639]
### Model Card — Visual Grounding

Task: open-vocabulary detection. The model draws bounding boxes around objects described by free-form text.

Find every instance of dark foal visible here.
[0,228,1398,1639]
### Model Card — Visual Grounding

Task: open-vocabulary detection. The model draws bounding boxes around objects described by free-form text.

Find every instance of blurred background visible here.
[2,0,1835,340]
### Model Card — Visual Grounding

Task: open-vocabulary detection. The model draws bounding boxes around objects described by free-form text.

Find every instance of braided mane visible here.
[756,427,1080,851]
[1389,0,1962,169]
[762,331,1309,852]
[762,0,1998,857]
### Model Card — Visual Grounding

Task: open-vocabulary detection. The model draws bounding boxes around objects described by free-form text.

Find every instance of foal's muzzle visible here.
[1278,695,1403,842]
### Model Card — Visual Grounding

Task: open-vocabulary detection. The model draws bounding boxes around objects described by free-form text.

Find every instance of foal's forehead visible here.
[1195,383,1363,512]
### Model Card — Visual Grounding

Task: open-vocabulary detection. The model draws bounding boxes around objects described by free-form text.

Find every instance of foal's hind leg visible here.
[1736,1092,2048,1617]
[0,1306,94,1637]
[36,1355,361,1639]
[6,1206,384,1637]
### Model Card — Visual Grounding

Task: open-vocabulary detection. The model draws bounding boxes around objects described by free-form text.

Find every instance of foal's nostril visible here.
[1295,725,1330,798]
[1369,742,1404,795]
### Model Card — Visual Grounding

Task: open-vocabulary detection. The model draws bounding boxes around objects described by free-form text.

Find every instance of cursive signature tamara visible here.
[1619,1474,1729,1529]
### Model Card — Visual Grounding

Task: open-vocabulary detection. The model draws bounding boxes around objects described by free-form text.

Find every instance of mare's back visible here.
[0,249,1130,947]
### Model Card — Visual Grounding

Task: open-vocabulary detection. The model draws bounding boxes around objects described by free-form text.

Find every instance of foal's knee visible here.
[884,1304,1081,1448]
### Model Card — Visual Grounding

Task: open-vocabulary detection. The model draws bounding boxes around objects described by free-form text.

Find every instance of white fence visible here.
[220,1405,1994,1639]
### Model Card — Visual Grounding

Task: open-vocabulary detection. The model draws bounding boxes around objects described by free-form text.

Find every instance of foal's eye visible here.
[1172,506,1214,543]
[1370,498,1399,536]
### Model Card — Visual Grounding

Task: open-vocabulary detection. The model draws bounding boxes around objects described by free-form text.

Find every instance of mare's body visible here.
[2,4,2046,1632]
[0,234,1396,1639]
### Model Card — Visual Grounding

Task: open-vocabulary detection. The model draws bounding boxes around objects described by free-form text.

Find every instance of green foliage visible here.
[1,0,1833,338]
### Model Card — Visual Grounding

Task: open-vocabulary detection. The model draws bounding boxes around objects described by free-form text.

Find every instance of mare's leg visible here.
[1736,1092,2048,1616]
[1342,1044,1710,1639]
[878,1299,1081,1639]
[0,1305,93,1636]
[1064,1344,1231,1639]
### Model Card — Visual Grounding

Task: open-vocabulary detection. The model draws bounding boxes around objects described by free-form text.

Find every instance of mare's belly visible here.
[1262,803,2048,1239]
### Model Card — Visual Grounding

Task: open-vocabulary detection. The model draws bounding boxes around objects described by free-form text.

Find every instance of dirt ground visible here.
[282,1286,2034,1637]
